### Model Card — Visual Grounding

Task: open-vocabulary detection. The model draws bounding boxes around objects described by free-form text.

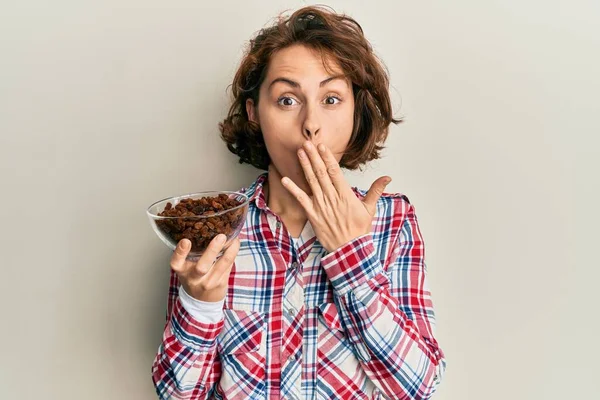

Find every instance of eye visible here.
[324,96,341,105]
[277,96,299,107]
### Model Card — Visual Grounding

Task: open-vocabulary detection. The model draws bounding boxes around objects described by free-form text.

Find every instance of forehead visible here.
[266,44,345,79]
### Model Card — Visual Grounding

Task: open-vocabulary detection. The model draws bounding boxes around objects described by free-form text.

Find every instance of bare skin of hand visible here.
[170,234,240,302]
[282,141,391,252]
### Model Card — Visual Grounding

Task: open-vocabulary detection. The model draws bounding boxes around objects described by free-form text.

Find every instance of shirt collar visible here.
[244,171,269,211]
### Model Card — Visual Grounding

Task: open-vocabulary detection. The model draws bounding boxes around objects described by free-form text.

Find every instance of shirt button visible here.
[276,221,282,229]
[291,261,299,269]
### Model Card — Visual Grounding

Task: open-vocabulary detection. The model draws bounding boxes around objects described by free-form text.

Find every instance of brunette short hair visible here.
[219,5,402,171]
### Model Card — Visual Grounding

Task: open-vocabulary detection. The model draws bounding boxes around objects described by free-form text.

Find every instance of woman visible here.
[152,6,446,400]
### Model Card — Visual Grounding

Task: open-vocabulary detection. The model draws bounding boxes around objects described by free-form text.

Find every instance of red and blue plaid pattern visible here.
[152,172,446,399]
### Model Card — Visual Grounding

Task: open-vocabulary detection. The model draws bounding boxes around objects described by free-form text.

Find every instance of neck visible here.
[264,164,308,223]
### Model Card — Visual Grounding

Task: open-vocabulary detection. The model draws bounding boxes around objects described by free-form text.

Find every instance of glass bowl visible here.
[146,191,249,261]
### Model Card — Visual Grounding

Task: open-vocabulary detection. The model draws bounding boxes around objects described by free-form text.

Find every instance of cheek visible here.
[259,104,307,147]
[325,109,354,158]
[258,103,286,139]
[258,112,299,157]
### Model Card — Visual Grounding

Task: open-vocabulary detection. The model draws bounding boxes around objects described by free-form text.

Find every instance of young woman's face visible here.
[246,44,355,189]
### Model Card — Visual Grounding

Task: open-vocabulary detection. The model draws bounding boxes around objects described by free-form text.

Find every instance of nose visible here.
[302,105,320,140]
[304,126,319,138]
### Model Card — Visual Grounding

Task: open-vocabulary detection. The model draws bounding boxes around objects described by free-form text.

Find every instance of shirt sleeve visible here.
[320,201,447,400]
[151,269,224,399]
[179,285,225,324]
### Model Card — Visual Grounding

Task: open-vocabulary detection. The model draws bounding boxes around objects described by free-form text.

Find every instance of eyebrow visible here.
[268,74,347,90]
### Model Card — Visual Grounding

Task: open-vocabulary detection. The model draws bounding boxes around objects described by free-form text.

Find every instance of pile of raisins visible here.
[155,194,245,253]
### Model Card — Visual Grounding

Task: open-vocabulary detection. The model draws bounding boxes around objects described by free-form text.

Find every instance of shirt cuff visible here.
[320,233,384,296]
[178,285,225,324]
[170,290,225,351]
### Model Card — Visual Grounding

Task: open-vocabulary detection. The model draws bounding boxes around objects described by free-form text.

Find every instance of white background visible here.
[1,1,598,399]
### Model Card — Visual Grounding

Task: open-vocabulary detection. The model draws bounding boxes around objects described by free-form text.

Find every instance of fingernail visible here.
[180,239,190,250]
[216,234,227,244]
[298,149,306,159]
[318,144,326,152]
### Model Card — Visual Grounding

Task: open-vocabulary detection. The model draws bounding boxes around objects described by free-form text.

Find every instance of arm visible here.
[321,202,446,400]
[151,270,224,399]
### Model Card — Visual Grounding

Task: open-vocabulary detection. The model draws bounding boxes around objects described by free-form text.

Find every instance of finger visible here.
[203,238,240,287]
[303,141,336,198]
[281,176,314,215]
[297,146,323,200]
[363,176,392,214]
[317,143,348,194]
[195,234,227,276]
[213,238,241,281]
[170,239,193,275]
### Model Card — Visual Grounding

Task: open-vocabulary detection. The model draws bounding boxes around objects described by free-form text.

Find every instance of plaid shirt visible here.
[152,172,446,399]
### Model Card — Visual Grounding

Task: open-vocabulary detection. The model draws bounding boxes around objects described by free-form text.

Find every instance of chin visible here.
[269,163,312,194]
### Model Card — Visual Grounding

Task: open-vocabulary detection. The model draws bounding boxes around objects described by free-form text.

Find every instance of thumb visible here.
[363,176,392,214]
